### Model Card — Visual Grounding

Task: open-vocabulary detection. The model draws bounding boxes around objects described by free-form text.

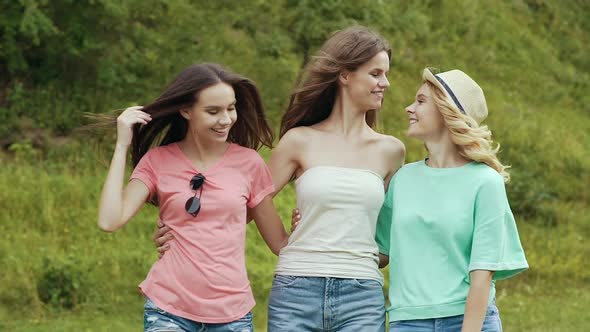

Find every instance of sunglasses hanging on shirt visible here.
[185,173,205,217]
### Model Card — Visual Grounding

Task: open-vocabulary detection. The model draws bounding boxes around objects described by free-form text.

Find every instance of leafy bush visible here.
[37,256,88,309]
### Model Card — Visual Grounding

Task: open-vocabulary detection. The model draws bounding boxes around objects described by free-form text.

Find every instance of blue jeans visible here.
[389,300,502,332]
[143,298,253,332]
[268,275,386,332]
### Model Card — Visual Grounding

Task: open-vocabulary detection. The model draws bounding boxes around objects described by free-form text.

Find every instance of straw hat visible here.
[423,68,488,124]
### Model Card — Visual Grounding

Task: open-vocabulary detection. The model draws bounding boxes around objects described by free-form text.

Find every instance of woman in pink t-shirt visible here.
[97,63,289,331]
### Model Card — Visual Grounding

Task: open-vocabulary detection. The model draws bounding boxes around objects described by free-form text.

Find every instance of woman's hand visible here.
[116,106,151,147]
[291,208,301,233]
[153,220,173,258]
[96,106,150,232]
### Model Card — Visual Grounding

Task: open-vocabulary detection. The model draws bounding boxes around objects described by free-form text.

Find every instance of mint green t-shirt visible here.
[375,160,528,322]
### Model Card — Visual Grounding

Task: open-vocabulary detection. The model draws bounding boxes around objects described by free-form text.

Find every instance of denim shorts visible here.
[389,300,502,332]
[268,275,386,332]
[143,298,253,332]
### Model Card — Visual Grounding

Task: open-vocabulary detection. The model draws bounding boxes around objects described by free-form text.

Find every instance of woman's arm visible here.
[97,106,151,232]
[462,270,493,332]
[153,198,290,257]
[377,172,394,269]
[250,195,289,255]
[375,136,406,268]
[378,254,389,268]
[267,129,303,195]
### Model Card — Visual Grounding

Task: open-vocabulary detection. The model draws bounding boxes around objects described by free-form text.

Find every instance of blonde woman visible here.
[376,69,528,331]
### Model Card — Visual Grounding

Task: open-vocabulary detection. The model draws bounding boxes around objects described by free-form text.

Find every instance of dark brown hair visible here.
[130,63,273,168]
[279,26,391,137]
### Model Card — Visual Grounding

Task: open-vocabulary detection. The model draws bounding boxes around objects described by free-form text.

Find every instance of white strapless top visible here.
[274,166,386,284]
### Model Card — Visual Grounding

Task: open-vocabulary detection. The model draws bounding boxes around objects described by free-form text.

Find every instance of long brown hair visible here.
[280,26,391,137]
[129,63,273,168]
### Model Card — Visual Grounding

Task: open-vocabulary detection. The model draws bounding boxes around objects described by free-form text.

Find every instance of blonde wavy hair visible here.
[425,81,510,183]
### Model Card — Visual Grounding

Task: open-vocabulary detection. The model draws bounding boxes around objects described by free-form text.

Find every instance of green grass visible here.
[497,282,590,331]
[0,310,140,332]
[1,139,588,331]
[1,0,589,331]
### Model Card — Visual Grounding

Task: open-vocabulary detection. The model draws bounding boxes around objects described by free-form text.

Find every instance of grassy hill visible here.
[1,1,588,331]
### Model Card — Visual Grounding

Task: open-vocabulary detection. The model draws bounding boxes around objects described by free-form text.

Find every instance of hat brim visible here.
[422,68,448,98]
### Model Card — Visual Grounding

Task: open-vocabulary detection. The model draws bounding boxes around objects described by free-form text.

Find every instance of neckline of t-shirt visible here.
[420,159,476,172]
[295,165,384,184]
[173,142,235,174]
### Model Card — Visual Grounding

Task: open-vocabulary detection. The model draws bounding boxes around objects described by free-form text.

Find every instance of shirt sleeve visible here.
[469,174,529,280]
[375,175,394,256]
[130,149,157,201]
[247,154,275,208]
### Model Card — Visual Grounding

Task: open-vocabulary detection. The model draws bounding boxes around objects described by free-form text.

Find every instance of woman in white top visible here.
[266,26,404,332]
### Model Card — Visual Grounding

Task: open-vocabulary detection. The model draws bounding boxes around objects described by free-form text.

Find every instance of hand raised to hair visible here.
[116,106,151,148]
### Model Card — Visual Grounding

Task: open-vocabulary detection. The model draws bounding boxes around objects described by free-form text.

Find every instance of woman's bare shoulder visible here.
[375,133,405,155]
[374,133,406,172]
[279,126,321,146]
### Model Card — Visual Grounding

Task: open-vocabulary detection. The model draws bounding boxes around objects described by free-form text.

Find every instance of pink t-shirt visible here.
[130,142,274,323]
